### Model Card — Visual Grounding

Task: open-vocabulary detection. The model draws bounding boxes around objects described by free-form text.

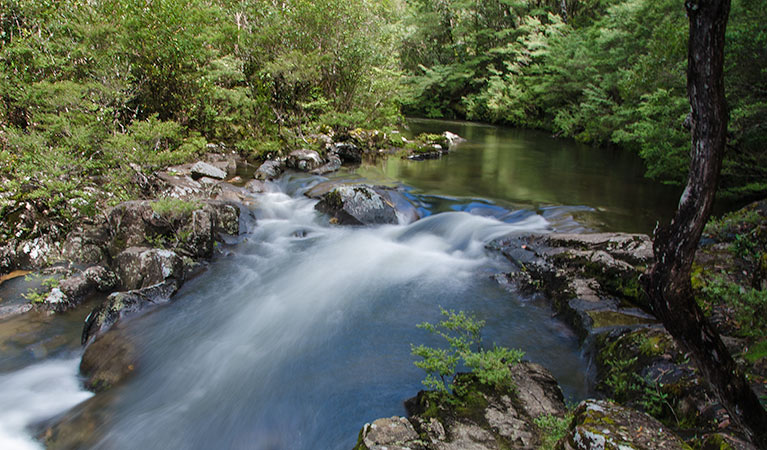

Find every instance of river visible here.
[0,119,681,449]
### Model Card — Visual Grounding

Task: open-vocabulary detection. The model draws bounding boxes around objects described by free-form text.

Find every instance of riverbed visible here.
[0,119,681,449]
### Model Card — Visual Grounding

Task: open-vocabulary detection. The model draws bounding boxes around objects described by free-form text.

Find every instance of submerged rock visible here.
[315,184,399,226]
[558,400,687,450]
[80,327,137,392]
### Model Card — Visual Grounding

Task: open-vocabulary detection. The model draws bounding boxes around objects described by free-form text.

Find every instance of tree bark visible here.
[642,0,767,447]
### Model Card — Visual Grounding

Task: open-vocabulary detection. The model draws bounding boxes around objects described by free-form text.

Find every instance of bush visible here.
[411,308,524,395]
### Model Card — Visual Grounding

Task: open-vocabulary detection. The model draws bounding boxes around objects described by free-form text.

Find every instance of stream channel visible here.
[0,119,681,449]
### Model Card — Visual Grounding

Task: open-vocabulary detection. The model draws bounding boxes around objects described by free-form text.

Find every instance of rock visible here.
[595,327,716,429]
[61,223,109,265]
[357,417,419,450]
[80,327,137,392]
[114,247,183,291]
[39,391,112,449]
[359,363,565,450]
[286,149,324,172]
[255,159,285,180]
[488,232,656,340]
[190,161,227,180]
[42,266,117,312]
[106,200,240,258]
[509,362,567,419]
[81,280,178,345]
[333,142,363,163]
[315,184,398,225]
[558,400,687,450]
[311,153,342,175]
[443,131,465,148]
[245,179,266,193]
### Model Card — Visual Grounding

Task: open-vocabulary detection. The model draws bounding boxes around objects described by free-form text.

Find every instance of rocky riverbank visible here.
[0,128,465,448]
[356,201,767,449]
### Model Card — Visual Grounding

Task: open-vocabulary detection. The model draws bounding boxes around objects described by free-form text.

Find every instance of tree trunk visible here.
[642,0,767,447]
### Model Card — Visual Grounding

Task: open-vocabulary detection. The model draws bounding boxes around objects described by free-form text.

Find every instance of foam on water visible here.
[0,358,92,449]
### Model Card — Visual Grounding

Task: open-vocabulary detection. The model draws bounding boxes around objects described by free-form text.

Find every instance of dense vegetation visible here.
[401,0,766,199]
[1,0,765,244]
[0,0,403,242]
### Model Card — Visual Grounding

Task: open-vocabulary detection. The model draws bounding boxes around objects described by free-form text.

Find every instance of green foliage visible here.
[700,275,767,338]
[534,413,572,450]
[411,308,524,395]
[151,198,201,218]
[400,0,767,199]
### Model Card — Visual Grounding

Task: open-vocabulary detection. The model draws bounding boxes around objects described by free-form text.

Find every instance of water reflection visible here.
[358,118,682,233]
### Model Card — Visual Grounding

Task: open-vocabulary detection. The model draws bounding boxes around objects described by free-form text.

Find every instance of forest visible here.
[1,0,765,239]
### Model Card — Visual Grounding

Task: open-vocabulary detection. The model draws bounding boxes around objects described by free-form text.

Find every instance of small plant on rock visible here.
[411,307,524,396]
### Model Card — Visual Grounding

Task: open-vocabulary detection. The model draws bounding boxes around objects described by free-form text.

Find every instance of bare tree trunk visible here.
[642,0,767,447]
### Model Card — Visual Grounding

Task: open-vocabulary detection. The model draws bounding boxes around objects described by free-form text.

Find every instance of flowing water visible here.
[0,120,682,449]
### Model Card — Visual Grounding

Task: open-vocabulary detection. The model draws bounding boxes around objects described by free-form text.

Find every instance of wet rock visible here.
[43,266,117,311]
[315,184,398,225]
[357,417,420,450]
[443,131,465,148]
[509,361,567,419]
[106,200,240,258]
[488,232,655,340]
[255,159,285,180]
[81,280,178,345]
[333,142,363,163]
[557,400,687,450]
[39,391,112,449]
[245,179,266,194]
[190,161,227,180]
[114,247,184,291]
[360,363,565,450]
[286,149,324,172]
[311,153,342,175]
[80,327,137,392]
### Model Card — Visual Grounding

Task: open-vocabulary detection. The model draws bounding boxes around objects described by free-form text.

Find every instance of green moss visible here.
[352,426,369,450]
[744,339,767,363]
[588,310,654,329]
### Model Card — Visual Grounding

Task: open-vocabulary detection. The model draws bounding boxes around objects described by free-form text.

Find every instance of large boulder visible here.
[81,280,178,345]
[114,247,184,291]
[315,184,401,226]
[557,400,687,450]
[106,200,240,258]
